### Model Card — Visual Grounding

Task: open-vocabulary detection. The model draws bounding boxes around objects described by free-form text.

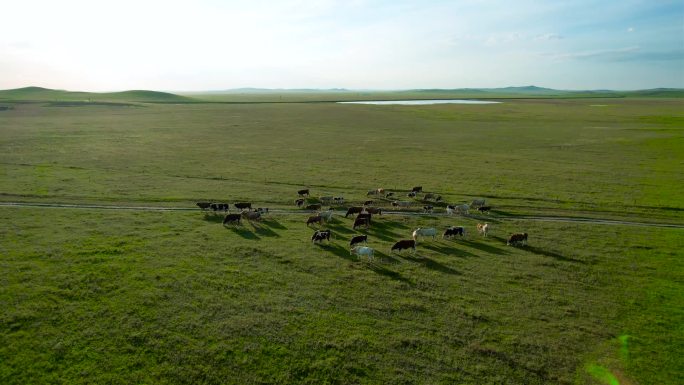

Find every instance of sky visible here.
[1,0,682,91]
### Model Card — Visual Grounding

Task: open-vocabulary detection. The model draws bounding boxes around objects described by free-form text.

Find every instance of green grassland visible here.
[1,96,683,384]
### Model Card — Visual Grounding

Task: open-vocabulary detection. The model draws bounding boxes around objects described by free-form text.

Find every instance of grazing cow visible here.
[319,196,333,204]
[407,191,417,198]
[305,203,322,211]
[447,204,469,215]
[350,234,368,248]
[295,198,305,207]
[507,233,528,246]
[333,196,345,205]
[477,206,492,213]
[241,210,261,222]
[345,206,364,218]
[222,213,241,226]
[256,207,269,214]
[298,189,310,197]
[356,212,372,225]
[365,207,382,215]
[311,229,331,243]
[435,195,443,202]
[385,192,395,198]
[196,202,212,210]
[210,203,220,212]
[477,223,489,237]
[234,202,252,210]
[367,188,384,196]
[307,215,323,227]
[364,200,374,206]
[392,201,411,208]
[423,205,434,213]
[353,216,370,230]
[412,186,423,193]
[443,226,466,239]
[350,246,374,261]
[319,208,334,222]
[391,239,416,253]
[471,199,486,208]
[423,193,435,200]
[412,227,437,241]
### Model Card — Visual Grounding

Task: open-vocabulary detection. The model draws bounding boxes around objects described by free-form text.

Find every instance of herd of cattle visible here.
[196,186,529,261]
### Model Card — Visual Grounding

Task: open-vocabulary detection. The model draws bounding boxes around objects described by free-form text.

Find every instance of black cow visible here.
[423,205,434,213]
[196,202,212,210]
[391,239,416,253]
[443,226,465,239]
[345,206,364,218]
[407,191,417,198]
[311,229,331,243]
[305,203,322,211]
[356,212,372,225]
[295,198,305,207]
[350,235,368,248]
[507,233,528,246]
[298,189,310,197]
[411,186,423,193]
[234,202,252,210]
[222,213,241,226]
[353,216,370,230]
[385,192,395,198]
[477,206,492,213]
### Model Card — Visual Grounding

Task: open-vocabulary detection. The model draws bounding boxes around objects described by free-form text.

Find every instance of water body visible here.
[338,99,501,105]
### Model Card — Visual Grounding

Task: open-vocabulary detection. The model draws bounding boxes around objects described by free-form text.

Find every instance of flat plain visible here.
[1,95,682,384]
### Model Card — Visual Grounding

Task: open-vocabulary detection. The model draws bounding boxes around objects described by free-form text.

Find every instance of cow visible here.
[222,213,241,226]
[435,195,443,202]
[412,186,423,193]
[234,202,252,210]
[356,212,372,225]
[345,206,364,218]
[477,223,489,237]
[412,227,437,241]
[385,192,395,198]
[311,229,331,243]
[294,198,305,207]
[507,233,528,246]
[298,189,310,197]
[365,207,382,215]
[307,215,323,227]
[391,239,416,253]
[241,210,261,222]
[350,246,374,261]
[367,188,384,196]
[423,205,434,213]
[477,206,492,214]
[443,226,466,239]
[196,202,212,210]
[446,204,469,215]
[364,200,374,206]
[305,203,322,211]
[471,199,486,208]
[210,203,220,212]
[407,191,417,198]
[333,197,345,205]
[392,201,411,208]
[319,208,334,222]
[256,208,269,215]
[349,234,368,248]
[423,193,435,200]
[353,216,370,230]
[319,196,333,204]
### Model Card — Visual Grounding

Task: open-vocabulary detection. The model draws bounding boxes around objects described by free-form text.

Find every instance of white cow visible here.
[477,223,489,237]
[392,201,412,208]
[319,208,334,221]
[412,227,437,241]
[350,246,375,261]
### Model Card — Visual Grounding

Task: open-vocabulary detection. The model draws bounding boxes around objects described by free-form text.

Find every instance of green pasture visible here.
[1,97,683,384]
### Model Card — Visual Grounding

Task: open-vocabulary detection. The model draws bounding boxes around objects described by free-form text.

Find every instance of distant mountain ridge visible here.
[0,86,194,103]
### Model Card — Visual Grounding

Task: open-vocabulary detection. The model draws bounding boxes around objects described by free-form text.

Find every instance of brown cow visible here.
[507,233,528,246]
[222,213,241,226]
[477,223,489,237]
[294,198,305,207]
[307,215,323,227]
[353,216,370,230]
[356,212,372,225]
[305,203,322,211]
[391,239,416,253]
[241,210,261,222]
[345,206,364,218]
[365,207,382,215]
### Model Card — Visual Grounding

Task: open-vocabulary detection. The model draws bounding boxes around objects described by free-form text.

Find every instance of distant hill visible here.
[0,86,195,103]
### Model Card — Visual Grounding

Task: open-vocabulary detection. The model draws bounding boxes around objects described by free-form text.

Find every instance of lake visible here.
[338,99,501,105]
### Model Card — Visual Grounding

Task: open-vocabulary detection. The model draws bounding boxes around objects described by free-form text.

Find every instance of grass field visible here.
[1,96,682,384]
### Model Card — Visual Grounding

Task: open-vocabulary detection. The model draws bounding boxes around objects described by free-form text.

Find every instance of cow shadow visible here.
[524,245,586,264]
[260,218,286,230]
[422,242,479,258]
[203,213,226,223]
[401,254,461,275]
[460,239,509,255]
[325,223,356,236]
[325,244,413,284]
[226,226,261,240]
[251,222,280,237]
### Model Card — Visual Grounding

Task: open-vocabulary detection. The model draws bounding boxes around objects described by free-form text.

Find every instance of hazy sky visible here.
[1,0,682,91]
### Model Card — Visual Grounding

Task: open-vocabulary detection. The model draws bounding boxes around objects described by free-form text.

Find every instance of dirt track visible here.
[2,201,682,229]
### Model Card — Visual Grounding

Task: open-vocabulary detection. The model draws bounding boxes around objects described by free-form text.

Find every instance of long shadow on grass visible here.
[250,222,280,237]
[460,239,509,255]
[523,245,586,264]
[203,214,226,223]
[325,243,413,284]
[422,242,479,258]
[260,218,287,230]
[401,253,461,275]
[225,226,261,240]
